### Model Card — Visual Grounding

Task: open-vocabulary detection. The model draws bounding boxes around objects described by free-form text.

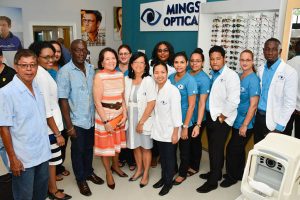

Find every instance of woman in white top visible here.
[29,41,71,200]
[125,52,156,187]
[151,61,182,196]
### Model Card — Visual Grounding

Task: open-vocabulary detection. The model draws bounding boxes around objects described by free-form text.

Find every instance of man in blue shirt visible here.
[0,16,23,51]
[57,39,104,196]
[254,38,298,143]
[0,49,51,200]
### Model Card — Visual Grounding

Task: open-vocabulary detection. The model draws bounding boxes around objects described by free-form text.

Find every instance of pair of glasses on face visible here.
[133,61,145,65]
[240,59,253,63]
[39,55,55,61]
[17,63,38,69]
[190,60,202,64]
[82,19,95,24]
[157,49,169,53]
[119,52,130,56]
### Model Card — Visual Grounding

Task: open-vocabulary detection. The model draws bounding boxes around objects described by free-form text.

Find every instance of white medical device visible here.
[237,133,300,200]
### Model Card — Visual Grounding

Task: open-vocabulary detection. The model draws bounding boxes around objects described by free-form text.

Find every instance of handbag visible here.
[108,114,123,129]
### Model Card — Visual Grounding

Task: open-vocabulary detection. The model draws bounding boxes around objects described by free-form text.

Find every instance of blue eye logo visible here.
[141,8,162,26]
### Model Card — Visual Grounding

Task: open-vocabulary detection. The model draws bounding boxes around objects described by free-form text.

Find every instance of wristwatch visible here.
[182,124,188,129]
[195,123,201,128]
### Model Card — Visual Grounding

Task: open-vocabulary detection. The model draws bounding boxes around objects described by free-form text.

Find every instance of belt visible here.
[257,109,266,116]
[101,102,122,110]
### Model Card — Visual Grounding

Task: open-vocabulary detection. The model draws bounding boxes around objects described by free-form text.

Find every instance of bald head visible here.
[71,39,87,50]
[70,39,88,68]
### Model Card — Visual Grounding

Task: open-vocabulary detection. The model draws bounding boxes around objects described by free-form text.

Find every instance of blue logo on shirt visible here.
[178,84,184,90]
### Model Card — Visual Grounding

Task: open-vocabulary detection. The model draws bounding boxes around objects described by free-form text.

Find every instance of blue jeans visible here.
[70,126,94,182]
[12,161,49,200]
[0,138,9,171]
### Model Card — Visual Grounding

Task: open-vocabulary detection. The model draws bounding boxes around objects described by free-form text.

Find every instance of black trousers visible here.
[206,112,231,185]
[189,122,206,171]
[157,140,176,187]
[295,113,300,139]
[283,113,295,136]
[56,129,69,175]
[119,148,135,166]
[254,111,293,144]
[225,128,253,181]
[178,126,193,177]
[151,140,159,158]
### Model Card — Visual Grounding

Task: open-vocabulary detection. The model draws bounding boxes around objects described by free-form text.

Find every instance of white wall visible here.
[0,0,122,67]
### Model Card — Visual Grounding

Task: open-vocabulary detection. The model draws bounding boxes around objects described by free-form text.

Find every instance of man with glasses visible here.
[81,10,103,46]
[0,49,51,200]
[254,38,298,143]
[57,39,104,196]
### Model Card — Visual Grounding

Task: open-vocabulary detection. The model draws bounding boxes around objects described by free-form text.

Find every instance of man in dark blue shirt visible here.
[0,16,23,51]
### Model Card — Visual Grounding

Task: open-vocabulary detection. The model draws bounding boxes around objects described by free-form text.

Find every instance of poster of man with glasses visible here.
[81,9,106,46]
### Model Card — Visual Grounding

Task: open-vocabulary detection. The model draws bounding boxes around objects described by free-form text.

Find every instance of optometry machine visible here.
[236,133,300,200]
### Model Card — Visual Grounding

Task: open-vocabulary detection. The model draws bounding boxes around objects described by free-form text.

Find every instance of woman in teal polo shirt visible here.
[169,51,197,185]
[188,48,210,176]
[221,49,260,188]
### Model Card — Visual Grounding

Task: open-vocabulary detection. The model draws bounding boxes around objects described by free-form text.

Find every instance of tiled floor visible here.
[53,147,242,200]
[0,144,243,200]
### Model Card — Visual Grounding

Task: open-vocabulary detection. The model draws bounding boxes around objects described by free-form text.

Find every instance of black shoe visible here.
[48,191,72,200]
[128,173,143,182]
[159,185,172,196]
[196,182,218,193]
[139,182,148,188]
[107,182,115,190]
[199,172,222,181]
[87,172,104,185]
[199,172,210,179]
[77,181,92,196]
[220,178,237,188]
[172,177,186,186]
[111,166,128,177]
[153,179,164,189]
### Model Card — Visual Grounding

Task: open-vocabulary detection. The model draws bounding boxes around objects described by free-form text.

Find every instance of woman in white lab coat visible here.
[125,52,156,187]
[151,61,182,196]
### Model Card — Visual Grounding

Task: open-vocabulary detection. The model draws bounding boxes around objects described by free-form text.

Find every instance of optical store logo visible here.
[140,0,205,32]
[141,8,162,26]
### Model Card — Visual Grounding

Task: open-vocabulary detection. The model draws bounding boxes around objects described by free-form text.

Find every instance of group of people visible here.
[0,37,299,200]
